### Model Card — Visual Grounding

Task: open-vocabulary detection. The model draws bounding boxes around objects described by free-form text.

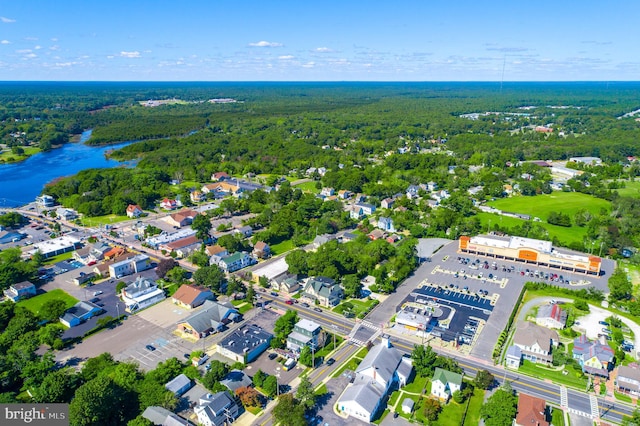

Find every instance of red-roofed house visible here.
[162,235,202,258]
[160,198,177,210]
[535,304,567,329]
[126,204,143,218]
[172,284,214,309]
[514,394,549,426]
[164,209,199,228]
[211,172,230,181]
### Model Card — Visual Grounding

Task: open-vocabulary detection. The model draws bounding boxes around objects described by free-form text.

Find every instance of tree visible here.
[274,310,299,345]
[127,416,153,426]
[201,360,229,390]
[116,281,127,293]
[69,375,135,426]
[253,369,266,388]
[299,346,313,368]
[190,250,210,267]
[236,386,261,407]
[262,374,278,397]
[272,394,306,426]
[192,214,213,241]
[193,265,226,293]
[258,275,270,288]
[412,345,438,377]
[296,376,316,410]
[245,283,256,304]
[38,323,64,347]
[39,298,68,322]
[217,233,246,253]
[422,398,442,421]
[623,408,640,426]
[609,268,632,302]
[480,384,518,426]
[342,274,362,299]
[165,266,187,284]
[474,369,495,390]
[156,258,178,279]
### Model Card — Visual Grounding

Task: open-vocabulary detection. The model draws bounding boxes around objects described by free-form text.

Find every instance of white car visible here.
[93,290,103,296]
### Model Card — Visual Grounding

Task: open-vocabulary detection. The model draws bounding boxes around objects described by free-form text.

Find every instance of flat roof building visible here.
[216,323,272,363]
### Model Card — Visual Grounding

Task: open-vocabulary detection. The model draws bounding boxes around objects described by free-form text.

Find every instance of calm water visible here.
[0,130,134,207]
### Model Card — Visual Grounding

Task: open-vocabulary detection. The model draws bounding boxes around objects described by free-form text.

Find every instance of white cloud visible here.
[278,55,294,60]
[34,45,42,50]
[49,45,60,51]
[0,16,16,23]
[315,47,332,52]
[1,40,9,45]
[107,55,114,59]
[120,51,141,58]
[25,37,38,41]
[248,41,283,47]
[16,49,32,53]
[51,37,58,42]
[24,53,37,59]
[302,61,315,68]
[54,62,74,67]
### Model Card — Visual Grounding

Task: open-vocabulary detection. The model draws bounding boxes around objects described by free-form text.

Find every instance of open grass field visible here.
[0,146,41,163]
[18,289,78,315]
[487,192,610,220]
[292,180,320,193]
[332,298,378,317]
[475,212,587,245]
[80,214,131,227]
[269,239,295,255]
[44,251,74,265]
[615,180,640,198]
[519,360,588,389]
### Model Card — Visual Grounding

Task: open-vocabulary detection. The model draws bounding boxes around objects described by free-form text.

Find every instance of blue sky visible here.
[0,0,638,81]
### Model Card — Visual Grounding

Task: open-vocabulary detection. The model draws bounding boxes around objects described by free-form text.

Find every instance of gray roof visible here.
[513,322,559,352]
[142,406,173,425]
[338,382,384,415]
[397,357,413,380]
[182,300,238,333]
[357,341,403,386]
[305,276,338,298]
[295,319,321,333]
[219,323,272,355]
[221,369,252,392]
[506,345,522,359]
[198,391,234,416]
[124,276,158,298]
[163,413,194,426]
[165,374,192,395]
[65,301,101,318]
[402,398,415,410]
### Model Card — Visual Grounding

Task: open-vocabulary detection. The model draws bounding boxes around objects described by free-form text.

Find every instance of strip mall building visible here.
[459,235,601,275]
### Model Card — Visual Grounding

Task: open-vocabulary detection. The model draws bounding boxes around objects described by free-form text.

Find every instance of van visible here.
[283,358,296,371]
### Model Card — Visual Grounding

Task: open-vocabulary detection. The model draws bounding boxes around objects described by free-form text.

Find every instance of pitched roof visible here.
[254,241,268,251]
[166,235,201,250]
[181,300,238,333]
[173,284,212,306]
[127,204,142,213]
[515,393,549,426]
[338,382,384,415]
[573,335,614,362]
[537,304,567,324]
[357,341,403,386]
[305,276,338,298]
[206,245,227,256]
[432,367,463,387]
[165,374,192,395]
[220,369,252,392]
[513,322,559,352]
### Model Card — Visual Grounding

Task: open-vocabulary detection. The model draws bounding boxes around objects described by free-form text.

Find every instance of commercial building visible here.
[108,254,152,278]
[177,300,240,339]
[287,319,322,353]
[121,276,166,313]
[60,301,103,327]
[459,235,601,275]
[216,323,272,363]
[28,235,81,259]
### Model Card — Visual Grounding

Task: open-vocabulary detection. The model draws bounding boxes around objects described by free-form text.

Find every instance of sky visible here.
[0,0,639,82]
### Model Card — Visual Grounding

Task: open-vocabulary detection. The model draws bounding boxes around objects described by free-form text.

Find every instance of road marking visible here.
[560,385,568,408]
[590,394,599,419]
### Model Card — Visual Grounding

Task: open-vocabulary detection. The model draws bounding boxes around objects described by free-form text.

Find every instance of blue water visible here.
[0,130,134,207]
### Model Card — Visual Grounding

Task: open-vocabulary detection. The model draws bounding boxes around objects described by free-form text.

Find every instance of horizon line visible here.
[0,80,639,84]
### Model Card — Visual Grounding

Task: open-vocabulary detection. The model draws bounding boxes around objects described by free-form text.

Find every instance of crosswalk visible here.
[348,321,382,346]
[589,394,600,419]
[560,386,568,408]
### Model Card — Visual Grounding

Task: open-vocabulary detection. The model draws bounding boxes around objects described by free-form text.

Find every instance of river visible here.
[0,130,135,207]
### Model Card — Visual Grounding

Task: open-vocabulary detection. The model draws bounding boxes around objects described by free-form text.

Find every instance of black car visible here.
[301,302,310,308]
[326,358,335,366]
[314,307,322,312]
[393,412,399,419]
[145,345,156,351]
[268,353,278,360]
[183,353,191,360]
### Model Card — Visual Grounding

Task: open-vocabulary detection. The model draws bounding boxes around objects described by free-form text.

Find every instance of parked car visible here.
[145,345,156,351]
[93,290,103,296]
[268,353,278,360]
[598,321,609,326]
[270,292,278,297]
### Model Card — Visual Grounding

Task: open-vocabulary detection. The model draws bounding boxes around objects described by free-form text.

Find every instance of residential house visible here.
[177,300,240,339]
[72,272,97,286]
[354,193,367,203]
[355,202,376,216]
[72,247,91,264]
[0,231,25,244]
[386,234,400,244]
[59,301,103,327]
[3,281,36,302]
[287,319,322,353]
[271,273,300,294]
[214,251,256,273]
[164,209,199,228]
[104,246,127,260]
[572,334,614,377]
[406,185,420,199]
[205,245,228,258]
[211,171,230,181]
[506,345,523,369]
[338,337,413,423]
[617,365,640,396]
[320,187,335,197]
[142,407,194,426]
[234,225,253,238]
[216,323,272,363]
[89,241,111,263]
[381,198,395,209]
[146,228,196,249]
[121,276,166,313]
[190,190,205,203]
[514,393,549,426]
[172,284,214,309]
[536,304,567,329]
[512,322,559,365]
[349,205,364,220]
[108,254,151,278]
[165,374,193,397]
[312,233,336,249]
[301,276,343,307]
[377,217,396,233]
[126,204,143,219]
[194,391,240,426]
[160,198,178,210]
[368,229,386,241]
[220,370,252,393]
[426,181,438,191]
[337,190,352,199]
[252,241,271,259]
[162,235,202,258]
[56,208,77,221]
[431,367,463,402]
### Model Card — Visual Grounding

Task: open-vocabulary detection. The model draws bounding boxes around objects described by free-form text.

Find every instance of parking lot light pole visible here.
[116,303,120,319]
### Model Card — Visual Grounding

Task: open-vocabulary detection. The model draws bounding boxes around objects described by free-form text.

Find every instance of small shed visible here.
[401,398,415,414]
[165,374,192,396]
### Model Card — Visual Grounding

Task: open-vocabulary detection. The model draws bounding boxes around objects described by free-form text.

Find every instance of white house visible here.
[431,367,463,402]
[194,391,239,426]
[337,337,413,423]
[108,254,151,278]
[512,321,559,364]
[121,276,166,313]
[377,217,396,233]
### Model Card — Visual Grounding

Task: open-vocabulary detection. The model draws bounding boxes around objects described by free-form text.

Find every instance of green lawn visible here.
[315,334,344,359]
[551,407,565,426]
[292,180,320,193]
[331,350,366,378]
[519,360,588,389]
[476,212,587,245]
[463,388,486,426]
[615,180,640,198]
[44,251,74,265]
[403,375,430,394]
[230,301,253,314]
[332,298,379,317]
[80,214,131,227]
[615,391,633,403]
[269,239,295,255]
[0,146,41,162]
[18,289,78,315]
[314,383,327,396]
[246,406,262,415]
